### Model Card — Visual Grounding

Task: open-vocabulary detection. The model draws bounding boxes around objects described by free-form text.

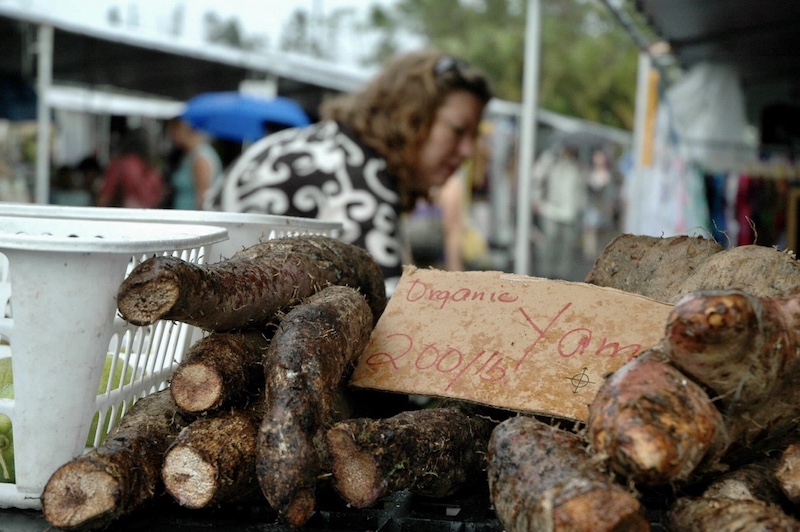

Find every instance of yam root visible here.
[487,415,650,532]
[325,404,496,508]
[256,285,374,528]
[116,235,387,331]
[586,235,800,304]
[170,329,273,414]
[584,234,723,303]
[776,442,800,505]
[41,389,192,531]
[162,406,265,509]
[669,496,800,531]
[665,290,800,451]
[677,244,800,299]
[588,349,729,486]
[702,459,785,505]
[591,288,800,488]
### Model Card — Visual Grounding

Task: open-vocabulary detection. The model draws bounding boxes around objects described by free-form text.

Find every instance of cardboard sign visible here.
[350,267,673,422]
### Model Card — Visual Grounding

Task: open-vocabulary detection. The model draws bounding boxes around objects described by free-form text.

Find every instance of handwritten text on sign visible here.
[349,267,673,421]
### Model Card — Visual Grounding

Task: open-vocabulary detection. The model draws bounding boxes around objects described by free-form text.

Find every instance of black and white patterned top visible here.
[205,120,405,289]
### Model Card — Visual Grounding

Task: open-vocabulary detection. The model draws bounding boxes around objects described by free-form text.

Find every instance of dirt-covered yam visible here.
[702,459,785,504]
[116,235,387,331]
[170,330,273,414]
[41,390,192,531]
[677,244,800,298]
[585,234,723,303]
[162,407,264,509]
[326,404,496,508]
[488,415,650,532]
[776,442,800,505]
[669,496,800,531]
[256,285,374,528]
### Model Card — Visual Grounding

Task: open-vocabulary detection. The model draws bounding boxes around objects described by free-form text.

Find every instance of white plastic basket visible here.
[0,203,342,263]
[0,216,229,509]
[0,203,344,351]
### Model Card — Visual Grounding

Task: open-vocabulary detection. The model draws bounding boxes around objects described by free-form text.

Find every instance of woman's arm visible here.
[438,173,465,271]
[192,153,214,210]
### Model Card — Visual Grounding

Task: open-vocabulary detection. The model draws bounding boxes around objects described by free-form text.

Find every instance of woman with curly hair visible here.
[204,50,493,294]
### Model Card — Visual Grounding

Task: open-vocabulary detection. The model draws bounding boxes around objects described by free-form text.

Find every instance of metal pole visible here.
[513,0,541,275]
[34,23,53,205]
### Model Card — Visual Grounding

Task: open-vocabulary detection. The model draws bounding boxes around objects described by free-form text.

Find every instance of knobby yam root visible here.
[256,285,374,528]
[488,415,650,532]
[170,329,273,414]
[41,390,193,531]
[674,457,800,529]
[590,288,800,487]
[117,235,387,331]
[588,349,729,486]
[670,497,800,531]
[776,443,800,505]
[701,459,785,504]
[665,290,800,452]
[326,404,496,508]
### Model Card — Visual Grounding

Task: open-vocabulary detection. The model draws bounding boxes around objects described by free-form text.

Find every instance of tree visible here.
[203,12,267,52]
[168,4,185,37]
[363,0,638,130]
[279,6,358,62]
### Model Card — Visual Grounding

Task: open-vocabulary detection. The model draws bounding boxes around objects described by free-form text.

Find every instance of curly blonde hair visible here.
[321,50,493,211]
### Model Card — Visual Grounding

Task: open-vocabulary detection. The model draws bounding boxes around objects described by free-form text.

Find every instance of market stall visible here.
[3,2,800,530]
[619,0,800,247]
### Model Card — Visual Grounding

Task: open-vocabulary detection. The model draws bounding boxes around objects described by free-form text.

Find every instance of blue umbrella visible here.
[181,91,311,142]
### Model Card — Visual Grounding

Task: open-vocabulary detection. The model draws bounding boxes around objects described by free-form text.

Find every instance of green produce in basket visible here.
[0,411,13,483]
[1,360,14,483]
[0,355,134,483]
[88,354,136,447]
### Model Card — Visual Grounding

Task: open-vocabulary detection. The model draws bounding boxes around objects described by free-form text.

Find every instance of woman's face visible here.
[413,90,485,192]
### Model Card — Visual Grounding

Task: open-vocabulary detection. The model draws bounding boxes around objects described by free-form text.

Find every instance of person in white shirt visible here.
[531,144,585,279]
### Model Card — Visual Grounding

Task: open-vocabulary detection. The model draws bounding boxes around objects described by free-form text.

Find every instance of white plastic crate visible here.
[0,203,343,263]
[0,203,344,348]
[0,216,229,509]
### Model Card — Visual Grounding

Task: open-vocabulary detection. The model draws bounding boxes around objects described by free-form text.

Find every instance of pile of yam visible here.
[39,233,800,531]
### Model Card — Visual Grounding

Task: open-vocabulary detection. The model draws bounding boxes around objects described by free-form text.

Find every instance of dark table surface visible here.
[0,486,504,532]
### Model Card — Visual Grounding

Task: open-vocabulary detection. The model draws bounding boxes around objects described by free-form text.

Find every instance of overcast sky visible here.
[0,0,404,67]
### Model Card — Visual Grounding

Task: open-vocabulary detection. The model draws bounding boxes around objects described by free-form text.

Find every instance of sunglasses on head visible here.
[434,55,470,77]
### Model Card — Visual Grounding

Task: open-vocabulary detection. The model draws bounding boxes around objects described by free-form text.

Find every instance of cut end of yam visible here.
[162,445,217,509]
[169,363,224,413]
[326,426,382,508]
[42,460,120,530]
[118,278,180,326]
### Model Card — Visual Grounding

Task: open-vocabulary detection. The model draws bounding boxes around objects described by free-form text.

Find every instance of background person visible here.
[405,168,489,272]
[582,147,619,260]
[96,127,165,209]
[531,144,585,279]
[167,118,223,210]
[205,50,493,294]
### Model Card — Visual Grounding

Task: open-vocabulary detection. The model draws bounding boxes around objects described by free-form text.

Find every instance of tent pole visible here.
[34,23,53,205]
[513,0,541,275]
